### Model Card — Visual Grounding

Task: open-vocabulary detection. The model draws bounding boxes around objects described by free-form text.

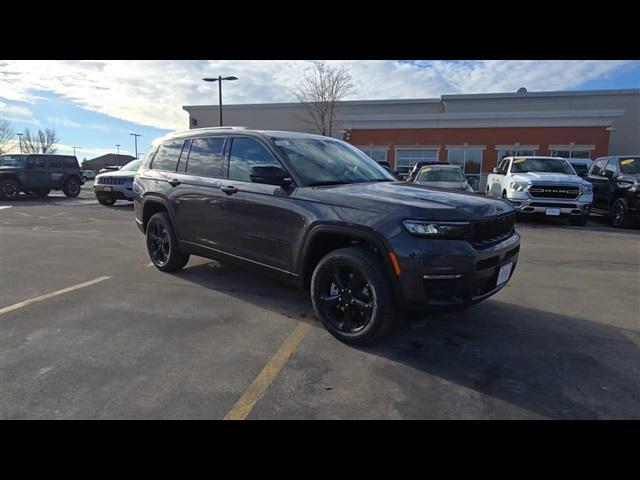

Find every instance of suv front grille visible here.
[529,185,580,199]
[98,176,127,185]
[470,213,515,248]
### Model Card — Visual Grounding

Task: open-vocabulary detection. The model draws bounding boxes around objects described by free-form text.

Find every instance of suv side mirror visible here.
[493,167,506,174]
[602,170,614,179]
[249,166,292,187]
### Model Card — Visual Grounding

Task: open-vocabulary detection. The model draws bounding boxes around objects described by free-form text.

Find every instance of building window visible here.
[496,148,537,164]
[550,149,592,159]
[357,146,387,163]
[447,148,483,191]
[394,149,439,177]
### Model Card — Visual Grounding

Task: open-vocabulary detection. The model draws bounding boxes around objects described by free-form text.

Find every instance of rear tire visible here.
[98,197,116,206]
[0,178,20,200]
[568,215,588,227]
[311,246,396,345]
[63,177,81,197]
[146,212,190,272]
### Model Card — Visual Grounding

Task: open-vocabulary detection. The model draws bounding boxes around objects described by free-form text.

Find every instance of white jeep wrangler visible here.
[486,156,593,226]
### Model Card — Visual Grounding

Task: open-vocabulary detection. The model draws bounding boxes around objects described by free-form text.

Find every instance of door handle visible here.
[168,178,181,187]
[220,185,238,195]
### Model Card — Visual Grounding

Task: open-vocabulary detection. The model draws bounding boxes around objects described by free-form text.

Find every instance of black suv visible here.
[587,155,640,228]
[0,153,84,200]
[134,128,520,344]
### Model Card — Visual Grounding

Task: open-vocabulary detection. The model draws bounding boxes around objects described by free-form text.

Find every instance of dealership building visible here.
[183,88,640,191]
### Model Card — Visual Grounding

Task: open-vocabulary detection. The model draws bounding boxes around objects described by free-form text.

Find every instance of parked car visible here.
[586,155,640,228]
[566,158,593,177]
[98,165,122,174]
[410,164,475,192]
[486,156,592,226]
[94,159,142,206]
[134,128,520,345]
[82,170,96,181]
[0,153,84,200]
[406,161,448,183]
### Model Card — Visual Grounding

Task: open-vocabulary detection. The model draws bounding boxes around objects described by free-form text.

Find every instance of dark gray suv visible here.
[134,128,520,344]
[0,154,84,200]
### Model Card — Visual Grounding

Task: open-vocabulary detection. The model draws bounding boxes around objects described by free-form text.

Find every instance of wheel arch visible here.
[299,224,400,293]
[141,195,177,235]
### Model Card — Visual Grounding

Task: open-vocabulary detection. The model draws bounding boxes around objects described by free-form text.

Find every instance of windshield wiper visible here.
[308,181,349,187]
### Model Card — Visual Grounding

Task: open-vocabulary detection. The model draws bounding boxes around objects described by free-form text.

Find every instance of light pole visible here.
[116,144,121,163]
[130,133,141,158]
[16,133,23,153]
[203,76,238,126]
[72,146,81,157]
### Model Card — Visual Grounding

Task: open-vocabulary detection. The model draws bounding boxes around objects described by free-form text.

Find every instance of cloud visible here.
[0,101,38,123]
[0,60,636,131]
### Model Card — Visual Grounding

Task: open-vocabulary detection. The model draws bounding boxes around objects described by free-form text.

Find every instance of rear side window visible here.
[152,139,185,172]
[63,158,78,168]
[186,137,226,178]
[228,137,280,183]
[48,157,62,168]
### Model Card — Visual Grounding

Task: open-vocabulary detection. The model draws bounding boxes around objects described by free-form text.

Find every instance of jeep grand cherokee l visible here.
[133,128,520,344]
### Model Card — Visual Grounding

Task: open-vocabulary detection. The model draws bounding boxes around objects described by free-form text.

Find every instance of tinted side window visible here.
[186,137,226,178]
[228,137,280,183]
[48,157,62,168]
[28,156,47,168]
[499,158,510,171]
[590,158,607,176]
[152,140,185,172]
[63,157,78,168]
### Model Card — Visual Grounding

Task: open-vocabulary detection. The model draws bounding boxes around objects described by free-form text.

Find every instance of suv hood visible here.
[296,181,513,221]
[511,172,587,184]
[96,169,137,179]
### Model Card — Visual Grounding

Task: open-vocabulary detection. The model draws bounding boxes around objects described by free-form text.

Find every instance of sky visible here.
[1,60,639,160]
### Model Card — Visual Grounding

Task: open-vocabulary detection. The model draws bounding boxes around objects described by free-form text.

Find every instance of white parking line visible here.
[0,276,111,315]
[0,206,12,210]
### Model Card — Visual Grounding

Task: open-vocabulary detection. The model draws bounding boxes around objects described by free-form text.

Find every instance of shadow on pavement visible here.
[516,212,639,233]
[173,261,640,419]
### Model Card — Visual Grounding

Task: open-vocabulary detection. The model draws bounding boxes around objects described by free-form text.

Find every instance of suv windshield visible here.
[417,167,464,183]
[273,137,394,186]
[0,155,25,167]
[511,158,575,175]
[119,159,143,172]
[619,157,640,174]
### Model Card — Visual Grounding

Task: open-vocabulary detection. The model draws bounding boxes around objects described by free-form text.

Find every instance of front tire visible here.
[568,215,588,226]
[0,179,20,200]
[146,212,190,272]
[63,177,81,197]
[311,246,396,345]
[610,198,631,228]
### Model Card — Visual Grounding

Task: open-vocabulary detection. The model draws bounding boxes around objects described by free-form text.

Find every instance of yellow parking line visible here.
[224,322,312,420]
[0,276,111,315]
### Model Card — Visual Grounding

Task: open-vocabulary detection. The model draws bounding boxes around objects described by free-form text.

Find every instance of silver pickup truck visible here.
[486,156,593,226]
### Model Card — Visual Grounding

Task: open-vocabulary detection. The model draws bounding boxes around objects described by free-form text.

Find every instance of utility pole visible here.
[130,133,141,158]
[116,144,121,163]
[16,133,23,153]
[72,146,80,157]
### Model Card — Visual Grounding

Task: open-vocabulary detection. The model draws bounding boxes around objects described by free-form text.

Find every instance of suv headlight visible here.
[402,220,470,238]
[509,181,529,192]
[581,183,593,194]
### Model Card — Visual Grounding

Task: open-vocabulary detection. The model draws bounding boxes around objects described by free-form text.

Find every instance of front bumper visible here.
[506,195,591,216]
[392,231,520,308]
[93,184,134,201]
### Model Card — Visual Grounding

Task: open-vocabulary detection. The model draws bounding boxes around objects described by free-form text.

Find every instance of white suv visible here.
[486,156,593,226]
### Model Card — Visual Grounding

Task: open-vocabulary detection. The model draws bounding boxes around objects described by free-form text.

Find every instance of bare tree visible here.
[20,128,59,154]
[294,61,352,137]
[0,119,14,154]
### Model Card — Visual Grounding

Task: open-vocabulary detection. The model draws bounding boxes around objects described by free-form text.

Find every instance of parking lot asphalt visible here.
[1,185,639,419]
